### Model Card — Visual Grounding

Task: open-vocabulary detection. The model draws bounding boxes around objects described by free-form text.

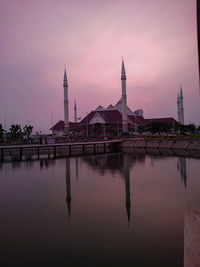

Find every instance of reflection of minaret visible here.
[123,154,131,226]
[65,158,71,221]
[75,157,79,182]
[177,157,187,188]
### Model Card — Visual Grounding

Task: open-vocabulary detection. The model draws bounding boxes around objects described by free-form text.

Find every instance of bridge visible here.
[0,139,122,162]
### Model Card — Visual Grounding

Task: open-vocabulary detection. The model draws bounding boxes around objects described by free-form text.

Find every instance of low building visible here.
[50,121,80,136]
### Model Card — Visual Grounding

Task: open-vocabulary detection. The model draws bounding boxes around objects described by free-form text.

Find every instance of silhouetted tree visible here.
[9,124,22,140]
[23,124,33,140]
[0,124,4,139]
[138,126,145,134]
[187,123,196,133]
[148,122,172,134]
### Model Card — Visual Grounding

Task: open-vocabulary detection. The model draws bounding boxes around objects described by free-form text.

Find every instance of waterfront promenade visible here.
[0,139,122,161]
[1,138,200,162]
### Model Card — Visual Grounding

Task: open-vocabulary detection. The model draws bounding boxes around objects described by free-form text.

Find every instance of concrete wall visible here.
[121,139,200,151]
[184,201,200,267]
[145,139,161,148]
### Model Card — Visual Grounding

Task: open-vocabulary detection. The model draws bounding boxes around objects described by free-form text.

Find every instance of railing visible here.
[0,140,122,162]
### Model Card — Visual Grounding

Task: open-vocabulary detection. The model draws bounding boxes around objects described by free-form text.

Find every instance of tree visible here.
[0,124,4,139]
[23,124,33,140]
[9,124,22,140]
[187,123,196,134]
[179,123,196,134]
[138,125,145,134]
[149,122,162,133]
[148,122,172,134]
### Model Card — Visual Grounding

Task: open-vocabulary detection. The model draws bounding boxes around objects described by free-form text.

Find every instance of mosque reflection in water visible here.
[1,149,200,267]
[63,151,187,225]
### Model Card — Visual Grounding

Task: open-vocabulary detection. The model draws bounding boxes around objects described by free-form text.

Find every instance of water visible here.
[0,151,200,267]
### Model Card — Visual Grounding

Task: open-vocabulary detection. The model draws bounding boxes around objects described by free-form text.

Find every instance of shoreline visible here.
[122,138,200,151]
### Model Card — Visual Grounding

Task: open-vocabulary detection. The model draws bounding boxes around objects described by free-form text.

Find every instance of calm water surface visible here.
[0,151,200,267]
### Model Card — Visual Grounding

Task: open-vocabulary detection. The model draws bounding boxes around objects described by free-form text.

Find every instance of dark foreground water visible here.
[0,151,200,267]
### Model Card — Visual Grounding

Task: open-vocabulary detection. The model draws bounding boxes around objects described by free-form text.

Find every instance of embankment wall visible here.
[122,138,200,150]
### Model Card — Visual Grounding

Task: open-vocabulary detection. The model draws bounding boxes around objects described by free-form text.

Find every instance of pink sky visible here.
[0,0,199,133]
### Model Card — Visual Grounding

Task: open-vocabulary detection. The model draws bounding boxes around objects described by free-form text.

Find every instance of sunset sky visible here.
[0,0,199,133]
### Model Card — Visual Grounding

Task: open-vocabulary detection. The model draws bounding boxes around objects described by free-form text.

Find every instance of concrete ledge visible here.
[158,139,175,149]
[121,138,200,151]
[172,140,190,149]
[146,139,161,148]
[187,140,200,151]
[184,200,200,267]
[133,140,147,148]
[122,140,136,147]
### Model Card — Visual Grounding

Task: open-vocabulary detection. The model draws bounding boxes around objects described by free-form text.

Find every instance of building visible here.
[51,60,177,137]
[51,121,80,137]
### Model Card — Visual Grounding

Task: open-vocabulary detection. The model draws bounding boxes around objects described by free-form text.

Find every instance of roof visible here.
[128,115,147,126]
[50,121,80,131]
[94,105,105,111]
[106,104,114,110]
[80,110,122,124]
[51,116,177,131]
[114,98,133,115]
[145,117,177,125]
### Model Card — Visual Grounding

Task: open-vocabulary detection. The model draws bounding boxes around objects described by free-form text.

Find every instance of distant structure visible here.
[74,100,77,123]
[63,67,69,135]
[177,86,184,125]
[121,58,128,133]
[177,93,181,123]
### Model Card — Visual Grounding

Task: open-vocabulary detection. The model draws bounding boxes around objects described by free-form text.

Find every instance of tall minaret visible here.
[177,92,181,123]
[180,86,184,125]
[74,99,77,123]
[63,67,69,135]
[121,58,128,133]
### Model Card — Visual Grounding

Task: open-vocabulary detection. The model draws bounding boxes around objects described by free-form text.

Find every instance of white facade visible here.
[89,113,105,124]
[134,109,144,117]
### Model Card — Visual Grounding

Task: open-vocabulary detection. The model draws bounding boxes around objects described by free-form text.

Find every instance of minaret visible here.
[121,58,128,133]
[177,93,181,123]
[74,100,77,123]
[180,86,184,125]
[63,67,69,135]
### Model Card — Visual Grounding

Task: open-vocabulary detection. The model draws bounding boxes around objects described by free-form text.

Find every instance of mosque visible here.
[51,59,182,137]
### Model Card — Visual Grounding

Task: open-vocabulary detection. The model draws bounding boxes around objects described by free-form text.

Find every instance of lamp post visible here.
[135,115,138,135]
[86,112,88,138]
